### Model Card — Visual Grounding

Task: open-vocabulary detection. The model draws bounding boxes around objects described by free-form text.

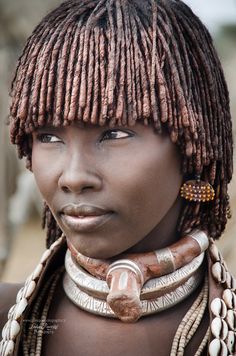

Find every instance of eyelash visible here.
[36,134,61,143]
[36,129,133,144]
[100,129,133,141]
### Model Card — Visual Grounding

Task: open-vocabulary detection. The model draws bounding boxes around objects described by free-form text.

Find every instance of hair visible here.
[9,0,233,247]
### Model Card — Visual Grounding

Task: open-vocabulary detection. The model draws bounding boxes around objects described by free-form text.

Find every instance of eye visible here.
[36,133,62,143]
[100,129,134,142]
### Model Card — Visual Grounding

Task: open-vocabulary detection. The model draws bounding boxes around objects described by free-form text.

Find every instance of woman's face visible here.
[32,123,183,258]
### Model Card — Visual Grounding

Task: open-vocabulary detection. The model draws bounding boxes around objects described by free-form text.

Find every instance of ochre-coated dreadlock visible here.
[9,0,233,247]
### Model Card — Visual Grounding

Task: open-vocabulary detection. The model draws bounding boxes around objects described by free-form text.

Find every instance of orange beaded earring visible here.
[180,175,215,202]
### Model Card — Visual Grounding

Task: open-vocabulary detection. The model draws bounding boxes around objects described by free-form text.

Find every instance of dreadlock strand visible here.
[129,14,142,119]
[38,54,52,126]
[51,19,76,126]
[133,13,151,120]
[45,20,72,125]
[11,27,51,118]
[122,3,136,126]
[160,61,174,128]
[68,27,86,121]
[78,2,107,118]
[90,26,101,124]
[114,0,126,123]
[102,1,116,126]
[154,48,169,125]
[83,29,95,122]
[30,43,54,127]
[158,5,191,95]
[83,2,108,122]
[79,26,92,118]
[98,27,107,126]
[62,22,81,121]
[55,21,77,125]
[177,10,219,137]
[16,40,46,123]
[150,0,160,129]
[12,10,70,121]
[126,3,139,125]
[157,28,188,131]
[189,64,209,165]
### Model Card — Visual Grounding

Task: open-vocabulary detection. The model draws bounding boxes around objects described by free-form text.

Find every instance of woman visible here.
[0,0,235,355]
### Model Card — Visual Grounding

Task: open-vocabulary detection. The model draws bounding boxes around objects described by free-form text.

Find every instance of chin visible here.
[68,238,113,260]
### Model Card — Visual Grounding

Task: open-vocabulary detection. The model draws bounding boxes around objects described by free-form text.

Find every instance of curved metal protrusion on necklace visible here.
[67,229,209,321]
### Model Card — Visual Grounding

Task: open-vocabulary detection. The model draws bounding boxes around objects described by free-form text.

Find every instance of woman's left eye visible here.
[36,134,62,143]
[100,129,133,141]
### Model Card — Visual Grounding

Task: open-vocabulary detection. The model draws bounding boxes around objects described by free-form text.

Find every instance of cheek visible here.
[114,145,182,226]
[31,148,60,203]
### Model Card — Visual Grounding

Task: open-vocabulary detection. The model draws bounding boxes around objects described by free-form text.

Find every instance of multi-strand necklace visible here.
[63,248,205,319]
[1,230,236,355]
[64,229,209,322]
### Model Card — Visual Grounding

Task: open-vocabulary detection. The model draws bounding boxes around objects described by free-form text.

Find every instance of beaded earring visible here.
[180,175,215,202]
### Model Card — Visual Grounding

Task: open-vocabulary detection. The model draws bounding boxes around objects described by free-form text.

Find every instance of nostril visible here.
[61,184,96,194]
[61,186,70,193]
[58,169,103,194]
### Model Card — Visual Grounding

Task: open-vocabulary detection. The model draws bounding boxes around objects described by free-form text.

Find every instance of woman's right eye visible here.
[36,134,62,143]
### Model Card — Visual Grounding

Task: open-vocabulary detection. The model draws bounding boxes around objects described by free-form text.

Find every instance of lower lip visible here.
[61,213,113,232]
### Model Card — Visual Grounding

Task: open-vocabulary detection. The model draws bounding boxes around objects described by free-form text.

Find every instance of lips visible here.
[60,204,113,232]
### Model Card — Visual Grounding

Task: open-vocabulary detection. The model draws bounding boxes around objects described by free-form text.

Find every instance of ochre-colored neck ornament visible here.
[63,230,209,322]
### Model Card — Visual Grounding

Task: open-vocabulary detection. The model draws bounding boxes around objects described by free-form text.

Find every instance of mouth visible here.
[60,204,114,233]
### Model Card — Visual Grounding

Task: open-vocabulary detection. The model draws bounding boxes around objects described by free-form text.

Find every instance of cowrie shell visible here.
[212,262,226,284]
[223,289,236,309]
[21,280,36,299]
[0,339,15,356]
[209,243,223,262]
[225,274,236,292]
[25,273,33,285]
[231,277,236,292]
[0,340,3,353]
[211,298,227,318]
[226,271,232,289]
[209,338,228,356]
[7,305,16,319]
[211,317,228,340]
[16,287,24,304]
[226,330,236,354]
[40,249,52,264]
[17,273,37,303]
[1,319,11,339]
[226,310,236,331]
[1,319,20,341]
[13,298,28,320]
[31,263,43,280]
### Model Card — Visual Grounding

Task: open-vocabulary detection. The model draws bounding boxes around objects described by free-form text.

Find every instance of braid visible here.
[9,0,233,246]
[42,203,62,248]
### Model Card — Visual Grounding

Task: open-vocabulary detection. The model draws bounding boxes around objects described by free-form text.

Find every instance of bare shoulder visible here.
[0,283,22,332]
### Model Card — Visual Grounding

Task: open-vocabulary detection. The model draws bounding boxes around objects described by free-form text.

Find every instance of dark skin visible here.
[42,280,208,356]
[0,122,209,355]
[31,122,183,258]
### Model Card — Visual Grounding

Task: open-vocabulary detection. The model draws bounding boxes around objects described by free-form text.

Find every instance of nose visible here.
[58,151,102,194]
